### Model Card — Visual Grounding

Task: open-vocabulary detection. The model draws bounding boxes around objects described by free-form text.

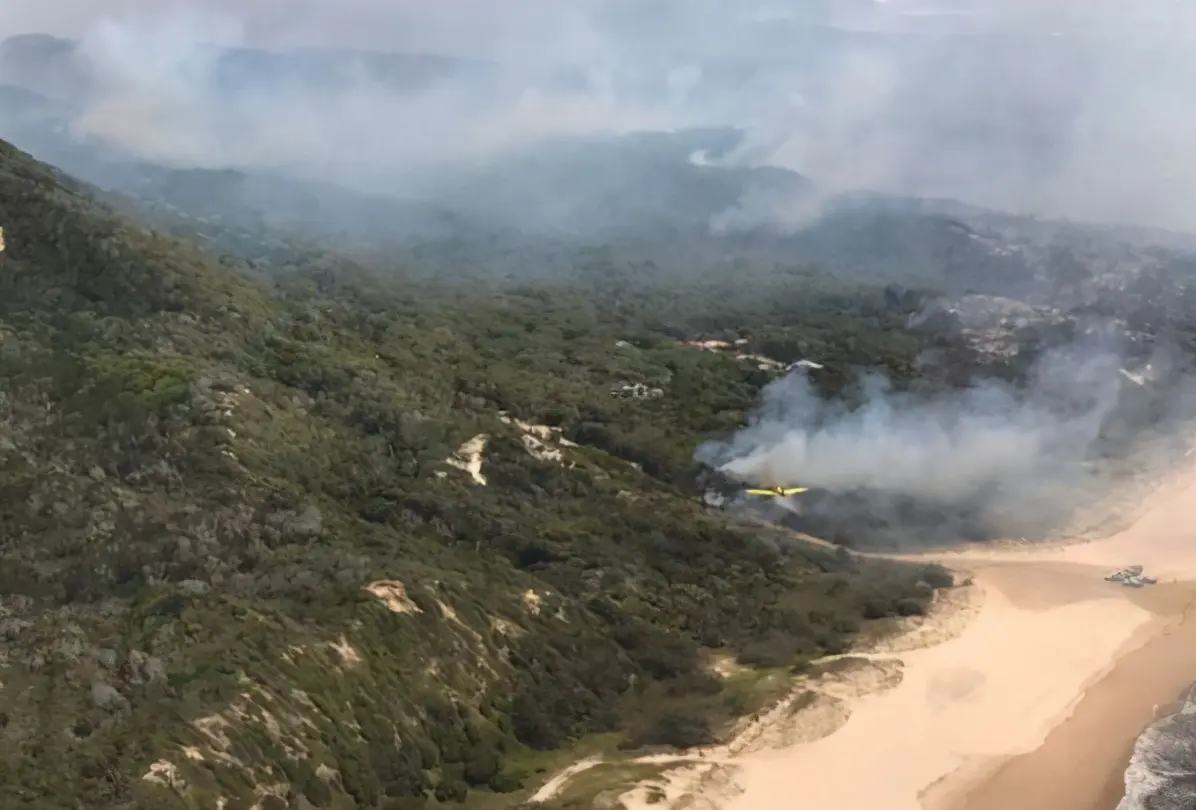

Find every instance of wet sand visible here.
[931,463,1196,810]
[934,579,1196,810]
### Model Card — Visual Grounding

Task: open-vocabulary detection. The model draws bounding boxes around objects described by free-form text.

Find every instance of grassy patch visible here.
[715,667,795,727]
[501,734,627,793]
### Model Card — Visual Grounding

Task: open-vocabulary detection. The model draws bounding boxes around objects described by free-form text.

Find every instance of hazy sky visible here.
[0,1,1007,53]
[5,1,1195,56]
[7,0,1196,231]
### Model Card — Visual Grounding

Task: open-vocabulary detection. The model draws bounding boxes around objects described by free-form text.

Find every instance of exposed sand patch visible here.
[444,418,578,480]
[708,654,745,679]
[522,589,543,615]
[364,580,421,614]
[681,338,819,373]
[684,339,783,371]
[328,635,361,668]
[433,599,458,623]
[499,413,578,465]
[735,354,784,371]
[143,760,186,791]
[531,756,605,803]
[491,616,521,636]
[446,434,487,485]
[621,761,738,810]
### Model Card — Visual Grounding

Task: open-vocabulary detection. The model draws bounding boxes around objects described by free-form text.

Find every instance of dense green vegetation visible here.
[9,27,1196,810]
[0,138,967,810]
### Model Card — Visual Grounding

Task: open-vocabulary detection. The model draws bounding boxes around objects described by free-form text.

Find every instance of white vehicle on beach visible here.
[1104,565,1158,587]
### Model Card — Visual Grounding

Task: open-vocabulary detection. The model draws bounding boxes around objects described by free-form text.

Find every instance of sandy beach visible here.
[533,461,1196,810]
[723,460,1196,810]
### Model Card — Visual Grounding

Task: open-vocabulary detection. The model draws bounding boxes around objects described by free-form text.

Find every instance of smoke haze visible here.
[4,1,1196,231]
[3,3,1196,546]
[695,339,1195,542]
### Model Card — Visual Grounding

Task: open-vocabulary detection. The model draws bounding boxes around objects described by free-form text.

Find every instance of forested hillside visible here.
[0,138,959,810]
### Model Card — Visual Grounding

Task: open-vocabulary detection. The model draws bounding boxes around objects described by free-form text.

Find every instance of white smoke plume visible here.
[696,341,1133,538]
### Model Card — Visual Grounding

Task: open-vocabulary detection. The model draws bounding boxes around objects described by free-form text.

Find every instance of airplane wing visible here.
[779,487,809,495]
[745,489,779,497]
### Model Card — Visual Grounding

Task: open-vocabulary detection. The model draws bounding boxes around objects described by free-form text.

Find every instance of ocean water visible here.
[1117,684,1196,810]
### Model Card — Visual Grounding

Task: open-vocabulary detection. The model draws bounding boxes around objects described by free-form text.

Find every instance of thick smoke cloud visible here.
[1,2,707,194]
[4,0,1196,231]
[43,8,693,190]
[695,341,1142,540]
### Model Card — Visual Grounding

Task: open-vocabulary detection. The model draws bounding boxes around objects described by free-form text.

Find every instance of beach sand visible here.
[925,458,1196,810]
[938,582,1196,810]
[633,463,1196,810]
[533,463,1196,810]
[719,563,1157,810]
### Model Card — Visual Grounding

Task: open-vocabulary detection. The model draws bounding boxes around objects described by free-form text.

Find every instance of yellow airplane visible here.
[745,485,809,497]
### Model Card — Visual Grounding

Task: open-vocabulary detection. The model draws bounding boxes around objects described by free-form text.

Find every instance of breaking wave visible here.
[1117,684,1196,810]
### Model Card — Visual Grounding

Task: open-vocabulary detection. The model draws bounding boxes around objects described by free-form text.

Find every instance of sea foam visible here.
[1117,684,1196,810]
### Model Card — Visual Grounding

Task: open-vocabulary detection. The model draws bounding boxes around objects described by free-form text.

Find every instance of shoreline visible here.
[535,572,1196,810]
[715,455,1196,810]
[699,564,1196,810]
[927,462,1196,810]
[932,580,1196,810]
[532,461,1196,810]
[609,562,1161,810]
[715,562,1154,810]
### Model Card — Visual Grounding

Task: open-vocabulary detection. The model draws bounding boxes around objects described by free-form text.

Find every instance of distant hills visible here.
[0,33,493,102]
[3,29,1195,291]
